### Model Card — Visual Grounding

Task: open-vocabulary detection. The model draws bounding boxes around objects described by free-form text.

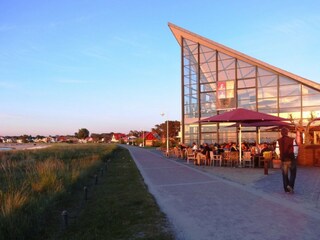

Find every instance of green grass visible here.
[0,144,113,239]
[58,146,174,240]
[0,144,174,240]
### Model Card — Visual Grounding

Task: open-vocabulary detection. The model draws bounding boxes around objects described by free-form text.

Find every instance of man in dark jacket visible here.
[277,127,297,193]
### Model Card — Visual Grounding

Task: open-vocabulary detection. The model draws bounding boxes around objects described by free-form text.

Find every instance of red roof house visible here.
[111,133,126,143]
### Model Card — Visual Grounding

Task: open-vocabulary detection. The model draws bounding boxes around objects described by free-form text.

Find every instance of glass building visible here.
[169,23,320,145]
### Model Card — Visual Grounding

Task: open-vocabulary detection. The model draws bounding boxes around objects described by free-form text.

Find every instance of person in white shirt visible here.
[192,142,198,152]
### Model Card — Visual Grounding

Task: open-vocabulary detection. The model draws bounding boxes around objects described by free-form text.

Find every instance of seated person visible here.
[258,143,272,167]
[192,142,198,152]
[196,143,210,165]
[260,143,271,155]
[230,143,238,152]
[217,144,224,155]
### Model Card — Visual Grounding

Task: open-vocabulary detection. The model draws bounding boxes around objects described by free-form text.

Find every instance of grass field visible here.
[0,144,174,239]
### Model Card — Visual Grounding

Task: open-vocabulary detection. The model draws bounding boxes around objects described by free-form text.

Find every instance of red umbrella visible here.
[200,108,288,165]
[227,121,291,128]
[200,108,287,123]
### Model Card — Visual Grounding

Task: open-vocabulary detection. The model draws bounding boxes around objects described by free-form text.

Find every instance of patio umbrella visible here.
[200,108,288,164]
[200,108,288,123]
[227,120,292,145]
[227,121,291,128]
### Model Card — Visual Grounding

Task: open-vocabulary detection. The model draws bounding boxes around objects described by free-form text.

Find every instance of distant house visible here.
[143,132,160,146]
[78,137,94,144]
[4,137,16,143]
[125,135,137,145]
[57,136,68,143]
[111,133,126,143]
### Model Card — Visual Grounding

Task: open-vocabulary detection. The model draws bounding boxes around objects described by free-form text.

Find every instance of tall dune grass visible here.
[0,143,115,239]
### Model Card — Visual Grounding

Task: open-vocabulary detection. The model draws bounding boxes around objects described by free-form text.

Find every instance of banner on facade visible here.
[216,80,236,110]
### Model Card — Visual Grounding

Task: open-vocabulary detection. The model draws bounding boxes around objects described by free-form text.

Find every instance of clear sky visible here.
[1,0,320,136]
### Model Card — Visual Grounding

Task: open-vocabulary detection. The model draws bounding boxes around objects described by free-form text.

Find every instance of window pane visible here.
[200,61,216,73]
[258,68,274,76]
[237,66,256,79]
[218,58,235,69]
[237,60,253,68]
[278,108,301,119]
[184,95,198,105]
[302,107,320,118]
[200,52,216,64]
[200,83,215,92]
[200,106,216,117]
[201,134,217,144]
[218,52,233,61]
[258,87,277,98]
[302,85,319,95]
[258,75,277,87]
[303,95,320,107]
[184,113,199,124]
[184,84,197,95]
[184,103,198,115]
[184,74,197,84]
[238,78,255,88]
[258,108,278,114]
[258,98,278,109]
[279,96,301,108]
[201,124,217,132]
[238,99,256,109]
[200,92,215,103]
[238,88,256,99]
[184,64,197,73]
[201,72,216,83]
[218,69,235,81]
[279,84,301,96]
[279,76,297,85]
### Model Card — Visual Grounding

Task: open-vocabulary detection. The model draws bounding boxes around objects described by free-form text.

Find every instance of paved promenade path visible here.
[123,145,320,240]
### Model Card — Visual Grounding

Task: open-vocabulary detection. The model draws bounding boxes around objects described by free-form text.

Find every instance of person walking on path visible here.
[123,144,320,240]
[277,127,299,193]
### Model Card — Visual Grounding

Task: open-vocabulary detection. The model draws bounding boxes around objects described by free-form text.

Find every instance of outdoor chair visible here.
[210,151,222,166]
[162,148,175,158]
[242,151,254,168]
[200,151,210,166]
[229,151,239,167]
[222,151,233,167]
[186,148,196,164]
[173,147,182,158]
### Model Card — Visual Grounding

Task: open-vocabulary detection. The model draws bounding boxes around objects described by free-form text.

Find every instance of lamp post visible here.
[142,130,144,147]
[160,113,169,157]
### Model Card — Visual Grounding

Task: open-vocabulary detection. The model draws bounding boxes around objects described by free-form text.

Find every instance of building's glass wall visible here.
[182,38,320,146]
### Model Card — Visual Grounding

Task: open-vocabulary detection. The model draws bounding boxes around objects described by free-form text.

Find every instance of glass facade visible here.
[178,33,320,145]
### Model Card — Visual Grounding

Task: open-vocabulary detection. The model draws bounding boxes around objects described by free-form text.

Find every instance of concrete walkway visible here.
[123,145,320,240]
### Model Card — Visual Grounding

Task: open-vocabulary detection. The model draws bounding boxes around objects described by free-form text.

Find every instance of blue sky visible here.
[1,0,320,136]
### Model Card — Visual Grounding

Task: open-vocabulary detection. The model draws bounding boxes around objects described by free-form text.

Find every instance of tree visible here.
[152,120,180,144]
[90,133,101,142]
[19,134,29,143]
[76,128,89,139]
[128,130,140,137]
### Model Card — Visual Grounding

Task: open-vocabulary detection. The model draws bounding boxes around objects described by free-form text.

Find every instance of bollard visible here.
[84,186,88,201]
[61,210,68,229]
[94,174,98,185]
[264,160,268,175]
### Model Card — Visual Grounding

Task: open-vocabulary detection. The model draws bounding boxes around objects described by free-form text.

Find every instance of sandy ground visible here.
[0,143,50,151]
[123,145,320,240]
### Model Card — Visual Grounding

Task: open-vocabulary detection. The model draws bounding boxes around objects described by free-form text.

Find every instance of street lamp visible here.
[142,130,145,147]
[160,113,169,157]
